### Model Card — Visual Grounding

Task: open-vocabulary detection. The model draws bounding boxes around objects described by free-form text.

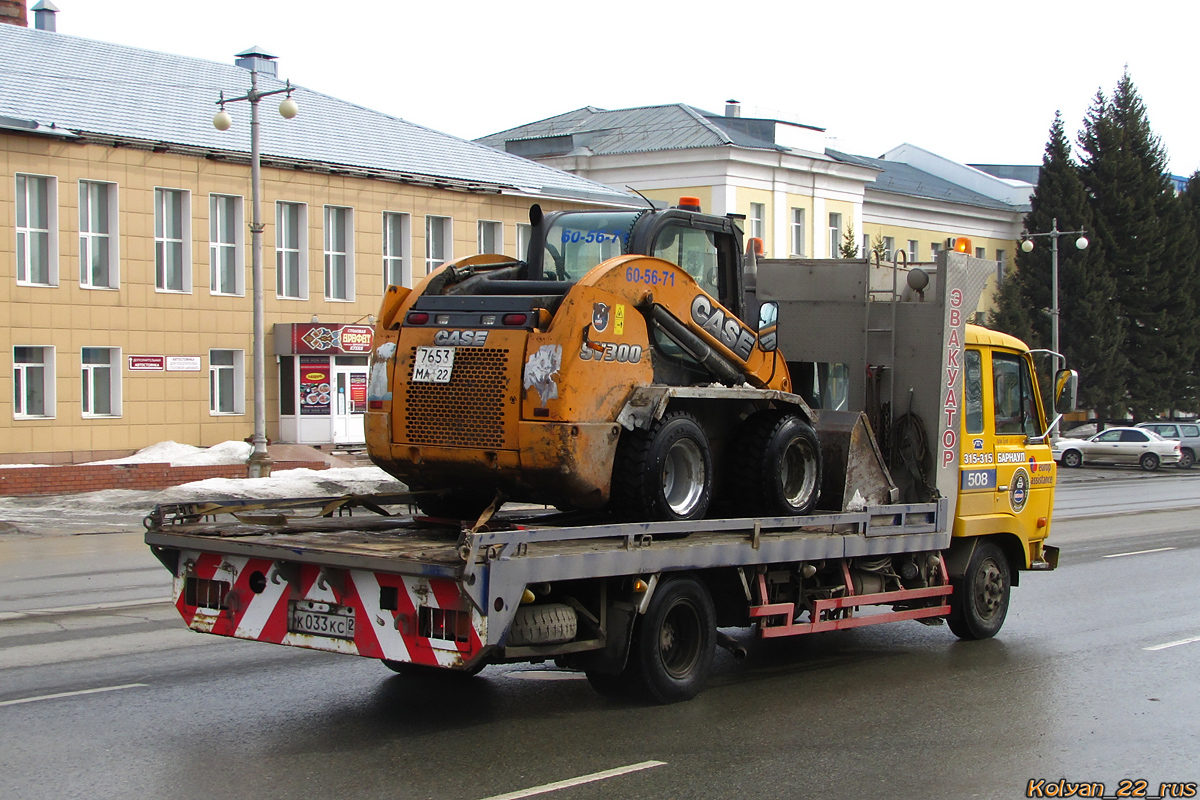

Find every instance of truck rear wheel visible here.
[948,540,1010,640]
[733,411,822,516]
[627,576,716,703]
[612,411,713,521]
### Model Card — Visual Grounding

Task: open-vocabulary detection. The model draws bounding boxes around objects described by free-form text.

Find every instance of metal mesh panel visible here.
[404,347,510,448]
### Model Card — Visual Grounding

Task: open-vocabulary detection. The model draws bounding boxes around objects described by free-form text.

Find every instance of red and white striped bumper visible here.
[173,550,486,669]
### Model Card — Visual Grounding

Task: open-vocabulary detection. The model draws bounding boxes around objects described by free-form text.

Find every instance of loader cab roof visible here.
[526,205,745,317]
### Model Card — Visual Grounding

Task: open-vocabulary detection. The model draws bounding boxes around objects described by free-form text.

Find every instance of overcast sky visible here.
[46,0,1199,177]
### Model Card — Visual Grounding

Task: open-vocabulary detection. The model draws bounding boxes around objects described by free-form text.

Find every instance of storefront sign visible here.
[299,357,331,416]
[280,323,375,356]
[167,356,202,372]
[340,326,374,354]
[128,355,165,371]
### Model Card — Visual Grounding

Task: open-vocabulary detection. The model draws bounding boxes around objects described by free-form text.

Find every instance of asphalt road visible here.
[1,473,1198,800]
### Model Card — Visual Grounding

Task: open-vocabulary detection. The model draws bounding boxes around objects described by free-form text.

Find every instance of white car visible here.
[1053,427,1181,471]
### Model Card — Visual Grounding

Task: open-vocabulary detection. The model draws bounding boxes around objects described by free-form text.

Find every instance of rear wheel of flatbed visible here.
[626,576,716,703]
[948,540,1010,640]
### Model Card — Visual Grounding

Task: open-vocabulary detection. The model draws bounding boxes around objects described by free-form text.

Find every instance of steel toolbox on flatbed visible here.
[145,494,949,668]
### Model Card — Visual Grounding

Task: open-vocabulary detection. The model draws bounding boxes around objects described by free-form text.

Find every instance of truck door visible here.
[989,349,1054,531]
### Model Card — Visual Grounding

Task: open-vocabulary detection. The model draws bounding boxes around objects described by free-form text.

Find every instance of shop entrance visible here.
[332,357,369,444]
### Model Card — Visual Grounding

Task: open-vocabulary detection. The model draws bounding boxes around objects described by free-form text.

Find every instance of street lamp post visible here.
[1019,218,1089,369]
[1020,218,1088,437]
[213,65,297,478]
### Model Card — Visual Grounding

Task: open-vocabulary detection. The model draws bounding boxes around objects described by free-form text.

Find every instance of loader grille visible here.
[404,347,510,448]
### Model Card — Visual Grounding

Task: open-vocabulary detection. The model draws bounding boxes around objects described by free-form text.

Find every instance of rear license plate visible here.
[288,601,356,640]
[412,346,455,383]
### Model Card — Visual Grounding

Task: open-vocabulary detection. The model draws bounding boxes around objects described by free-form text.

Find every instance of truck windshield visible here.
[543,212,640,281]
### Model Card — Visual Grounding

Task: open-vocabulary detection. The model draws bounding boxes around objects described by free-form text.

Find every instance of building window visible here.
[81,347,120,417]
[907,240,918,262]
[883,236,895,262]
[426,215,452,274]
[748,203,766,241]
[209,349,244,415]
[324,205,354,301]
[276,201,308,299]
[862,234,871,259]
[383,211,410,288]
[790,208,806,257]
[828,213,842,259]
[80,180,118,289]
[976,247,986,259]
[154,187,190,292]
[209,194,243,296]
[478,220,502,254]
[996,249,1006,268]
[15,174,57,286]
[13,346,54,419]
[516,223,532,259]
[930,242,942,259]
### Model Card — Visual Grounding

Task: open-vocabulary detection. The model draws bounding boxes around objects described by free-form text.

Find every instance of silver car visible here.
[1053,426,1181,471]
[1135,421,1200,469]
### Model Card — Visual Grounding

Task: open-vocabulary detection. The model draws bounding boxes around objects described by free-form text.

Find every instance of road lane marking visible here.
[1144,635,1200,652]
[0,596,171,621]
[476,761,667,800]
[0,683,147,708]
[1102,547,1177,559]
[0,628,211,670]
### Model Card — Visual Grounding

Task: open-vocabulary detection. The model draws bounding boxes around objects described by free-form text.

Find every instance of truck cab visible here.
[956,326,1062,573]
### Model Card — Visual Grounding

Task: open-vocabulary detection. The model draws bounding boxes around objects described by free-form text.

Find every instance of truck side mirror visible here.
[1054,369,1079,414]
[758,301,779,352]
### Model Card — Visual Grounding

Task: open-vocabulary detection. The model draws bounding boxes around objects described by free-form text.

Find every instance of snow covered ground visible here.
[0,465,406,537]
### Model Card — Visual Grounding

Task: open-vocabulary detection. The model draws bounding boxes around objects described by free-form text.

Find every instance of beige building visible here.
[1,12,631,464]
[478,102,1033,305]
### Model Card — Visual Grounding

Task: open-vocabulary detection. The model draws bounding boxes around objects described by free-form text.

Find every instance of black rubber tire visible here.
[382,659,485,677]
[1140,452,1160,472]
[414,488,497,520]
[611,411,713,521]
[585,669,637,700]
[627,576,716,703]
[507,603,577,646]
[1179,449,1195,469]
[1061,449,1082,468]
[732,411,822,516]
[948,540,1011,640]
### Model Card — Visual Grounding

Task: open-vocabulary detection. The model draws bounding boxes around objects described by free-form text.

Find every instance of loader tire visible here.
[611,410,713,521]
[732,411,822,516]
[507,603,577,646]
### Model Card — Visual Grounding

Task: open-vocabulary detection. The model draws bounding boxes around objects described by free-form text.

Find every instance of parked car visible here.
[1053,426,1181,471]
[1135,421,1200,469]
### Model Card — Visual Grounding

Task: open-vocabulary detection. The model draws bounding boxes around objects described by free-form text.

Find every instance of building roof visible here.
[827,149,1027,212]
[477,104,830,159]
[0,23,632,205]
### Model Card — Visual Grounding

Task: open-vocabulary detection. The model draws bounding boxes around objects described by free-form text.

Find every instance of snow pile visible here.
[85,440,253,466]
[160,466,404,502]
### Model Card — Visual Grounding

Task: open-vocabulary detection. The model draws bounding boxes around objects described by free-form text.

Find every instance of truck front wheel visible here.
[627,576,716,703]
[948,540,1010,640]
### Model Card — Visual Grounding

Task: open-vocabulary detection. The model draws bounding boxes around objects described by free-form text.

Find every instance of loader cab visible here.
[528,203,746,320]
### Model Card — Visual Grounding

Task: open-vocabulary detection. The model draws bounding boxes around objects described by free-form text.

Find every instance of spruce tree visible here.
[1079,72,1177,419]
[1172,172,1200,413]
